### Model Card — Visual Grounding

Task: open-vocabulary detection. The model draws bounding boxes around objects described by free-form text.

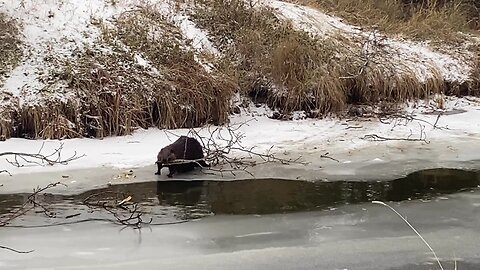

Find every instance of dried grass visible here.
[9,6,236,139]
[292,0,478,42]
[191,0,442,117]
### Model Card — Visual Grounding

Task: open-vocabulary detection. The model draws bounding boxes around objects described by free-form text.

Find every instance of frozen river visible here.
[0,168,479,270]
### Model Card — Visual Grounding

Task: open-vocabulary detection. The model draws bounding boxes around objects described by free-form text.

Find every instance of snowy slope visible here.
[0,0,475,103]
[0,0,479,186]
[266,0,472,82]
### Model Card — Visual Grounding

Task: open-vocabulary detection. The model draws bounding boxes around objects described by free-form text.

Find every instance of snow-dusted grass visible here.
[192,0,450,117]
[0,97,478,177]
[292,0,478,42]
[266,0,472,83]
[0,0,236,139]
[0,0,478,140]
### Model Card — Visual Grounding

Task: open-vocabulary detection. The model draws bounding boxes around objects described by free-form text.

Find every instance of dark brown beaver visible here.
[155,136,209,177]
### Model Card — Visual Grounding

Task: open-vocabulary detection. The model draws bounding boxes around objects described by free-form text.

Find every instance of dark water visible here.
[0,168,479,222]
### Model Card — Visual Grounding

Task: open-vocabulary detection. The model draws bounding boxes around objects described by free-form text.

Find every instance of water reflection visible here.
[0,168,479,219]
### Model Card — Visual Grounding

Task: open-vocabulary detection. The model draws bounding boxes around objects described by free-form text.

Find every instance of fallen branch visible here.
[379,112,449,131]
[320,152,340,163]
[162,120,308,177]
[83,192,152,229]
[363,134,429,143]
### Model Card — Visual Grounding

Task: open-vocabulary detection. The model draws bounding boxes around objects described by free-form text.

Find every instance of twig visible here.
[3,218,191,228]
[0,245,34,254]
[433,112,443,129]
[320,152,340,162]
[0,170,11,176]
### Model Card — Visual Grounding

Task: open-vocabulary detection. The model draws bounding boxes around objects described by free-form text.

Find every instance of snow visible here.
[1,0,474,102]
[0,0,218,101]
[173,14,219,55]
[0,0,478,192]
[2,191,480,269]
[0,97,479,182]
[264,0,472,83]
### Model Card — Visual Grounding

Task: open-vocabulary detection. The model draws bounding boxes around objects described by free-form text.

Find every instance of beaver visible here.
[155,136,209,177]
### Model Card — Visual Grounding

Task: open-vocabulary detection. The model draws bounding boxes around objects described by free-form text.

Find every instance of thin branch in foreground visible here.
[1,142,85,168]
[0,182,66,226]
[372,201,445,270]
[0,170,11,176]
[0,245,34,254]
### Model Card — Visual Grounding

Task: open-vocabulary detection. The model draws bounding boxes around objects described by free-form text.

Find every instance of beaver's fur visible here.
[155,136,209,177]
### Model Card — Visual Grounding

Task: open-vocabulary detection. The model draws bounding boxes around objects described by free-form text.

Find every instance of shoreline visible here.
[1,136,479,195]
[1,97,479,194]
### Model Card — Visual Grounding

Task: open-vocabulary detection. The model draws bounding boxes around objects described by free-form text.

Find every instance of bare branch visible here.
[362,123,430,144]
[161,120,307,177]
[0,170,11,176]
[0,182,66,226]
[0,142,85,169]
[0,245,34,254]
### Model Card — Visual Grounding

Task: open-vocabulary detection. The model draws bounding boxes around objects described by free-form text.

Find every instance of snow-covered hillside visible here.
[0,0,479,190]
[0,0,475,106]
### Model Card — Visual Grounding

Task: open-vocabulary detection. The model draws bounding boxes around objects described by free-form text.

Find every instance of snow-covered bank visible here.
[1,97,479,194]
[265,0,473,83]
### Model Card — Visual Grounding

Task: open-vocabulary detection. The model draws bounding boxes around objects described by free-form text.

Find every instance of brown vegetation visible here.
[191,0,442,118]
[292,0,479,42]
[7,6,236,139]
[0,1,477,140]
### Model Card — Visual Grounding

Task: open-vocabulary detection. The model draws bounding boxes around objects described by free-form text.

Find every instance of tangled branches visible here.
[0,182,66,254]
[164,120,308,177]
[83,193,152,229]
